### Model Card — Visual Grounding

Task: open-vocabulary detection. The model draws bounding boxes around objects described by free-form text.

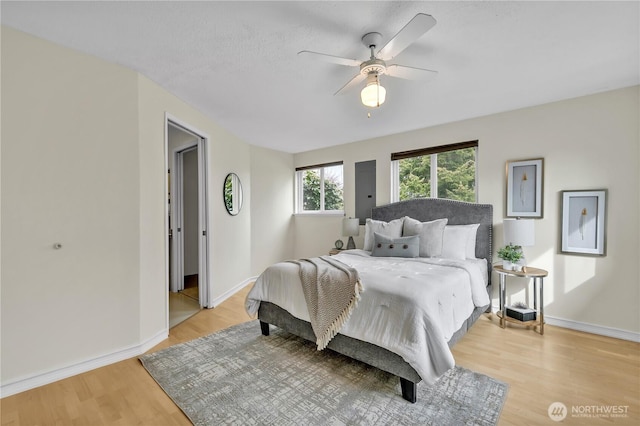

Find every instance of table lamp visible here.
[503,218,535,269]
[342,217,360,250]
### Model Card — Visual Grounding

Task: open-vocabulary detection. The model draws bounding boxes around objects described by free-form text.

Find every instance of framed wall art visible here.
[506,158,544,218]
[561,189,607,256]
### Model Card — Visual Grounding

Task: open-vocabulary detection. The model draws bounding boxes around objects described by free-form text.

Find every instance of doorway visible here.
[166,117,210,328]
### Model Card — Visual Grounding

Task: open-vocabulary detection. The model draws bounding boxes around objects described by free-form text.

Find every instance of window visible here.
[296,162,344,213]
[391,141,478,202]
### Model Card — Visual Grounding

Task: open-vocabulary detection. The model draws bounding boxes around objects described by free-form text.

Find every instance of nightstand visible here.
[494,265,548,335]
[329,248,343,255]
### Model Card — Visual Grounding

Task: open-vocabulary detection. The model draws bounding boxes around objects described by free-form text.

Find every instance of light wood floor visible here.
[1,284,638,425]
[168,292,201,329]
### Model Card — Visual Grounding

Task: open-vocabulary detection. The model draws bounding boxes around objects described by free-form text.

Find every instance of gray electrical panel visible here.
[355,160,376,225]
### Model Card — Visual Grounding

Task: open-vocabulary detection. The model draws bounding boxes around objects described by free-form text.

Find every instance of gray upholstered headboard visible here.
[371,198,493,286]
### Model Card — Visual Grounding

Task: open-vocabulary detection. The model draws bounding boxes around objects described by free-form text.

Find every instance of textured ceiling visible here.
[2,1,638,153]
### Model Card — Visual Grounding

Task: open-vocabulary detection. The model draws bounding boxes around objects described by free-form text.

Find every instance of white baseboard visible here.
[209,276,258,308]
[0,329,168,399]
[1,277,258,399]
[7,298,635,399]
[544,315,640,343]
[491,304,640,342]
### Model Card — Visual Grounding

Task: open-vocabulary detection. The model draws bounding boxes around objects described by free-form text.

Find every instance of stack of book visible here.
[506,305,536,321]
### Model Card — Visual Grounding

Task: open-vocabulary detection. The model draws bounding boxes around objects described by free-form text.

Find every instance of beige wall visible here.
[293,86,640,335]
[1,27,142,383]
[1,26,254,391]
[136,71,252,321]
[250,145,295,275]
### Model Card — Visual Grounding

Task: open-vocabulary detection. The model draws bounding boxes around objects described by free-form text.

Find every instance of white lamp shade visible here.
[503,219,535,247]
[342,217,360,237]
[360,77,386,107]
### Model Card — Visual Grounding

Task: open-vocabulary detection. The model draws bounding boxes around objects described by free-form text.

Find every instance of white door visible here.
[170,147,193,293]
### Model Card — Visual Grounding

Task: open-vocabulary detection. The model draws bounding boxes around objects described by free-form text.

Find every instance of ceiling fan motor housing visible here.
[360,58,386,76]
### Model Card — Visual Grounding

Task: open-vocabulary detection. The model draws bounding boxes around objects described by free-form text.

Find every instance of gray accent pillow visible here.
[402,217,448,257]
[371,233,420,258]
[363,217,405,251]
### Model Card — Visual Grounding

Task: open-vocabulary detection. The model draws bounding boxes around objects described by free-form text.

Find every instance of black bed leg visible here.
[400,378,417,403]
[259,321,270,336]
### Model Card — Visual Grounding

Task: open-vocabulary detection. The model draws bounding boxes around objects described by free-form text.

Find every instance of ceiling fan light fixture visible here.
[361,73,386,108]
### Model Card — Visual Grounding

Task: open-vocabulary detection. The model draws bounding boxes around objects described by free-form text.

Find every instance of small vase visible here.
[502,260,514,270]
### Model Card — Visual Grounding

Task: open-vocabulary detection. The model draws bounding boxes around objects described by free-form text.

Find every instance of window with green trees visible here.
[296,162,344,213]
[392,141,477,203]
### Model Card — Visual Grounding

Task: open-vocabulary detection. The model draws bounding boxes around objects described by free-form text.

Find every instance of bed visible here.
[246,198,493,403]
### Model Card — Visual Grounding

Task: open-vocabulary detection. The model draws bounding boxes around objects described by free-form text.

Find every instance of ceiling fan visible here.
[299,13,438,108]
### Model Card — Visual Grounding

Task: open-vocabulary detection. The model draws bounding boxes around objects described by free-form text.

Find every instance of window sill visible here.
[294,211,345,217]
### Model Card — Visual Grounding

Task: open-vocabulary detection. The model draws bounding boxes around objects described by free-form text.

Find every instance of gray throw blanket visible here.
[288,256,363,350]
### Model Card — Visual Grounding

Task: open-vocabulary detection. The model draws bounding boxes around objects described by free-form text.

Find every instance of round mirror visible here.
[223,173,243,216]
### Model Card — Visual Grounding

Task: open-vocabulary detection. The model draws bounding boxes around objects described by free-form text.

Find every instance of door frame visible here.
[165,114,211,319]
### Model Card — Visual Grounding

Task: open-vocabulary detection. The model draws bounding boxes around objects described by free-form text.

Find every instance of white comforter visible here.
[245,250,490,385]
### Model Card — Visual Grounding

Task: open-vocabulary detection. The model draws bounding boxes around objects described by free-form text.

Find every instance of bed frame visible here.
[258,198,493,403]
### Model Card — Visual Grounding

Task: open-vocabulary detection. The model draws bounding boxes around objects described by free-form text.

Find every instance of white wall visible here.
[250,146,295,275]
[293,86,640,335]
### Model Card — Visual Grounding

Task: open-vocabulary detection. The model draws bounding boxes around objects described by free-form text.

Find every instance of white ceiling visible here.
[2,1,638,153]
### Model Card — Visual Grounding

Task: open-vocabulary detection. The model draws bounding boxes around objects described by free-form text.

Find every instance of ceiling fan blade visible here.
[334,72,366,96]
[377,13,436,60]
[297,50,361,67]
[386,64,438,80]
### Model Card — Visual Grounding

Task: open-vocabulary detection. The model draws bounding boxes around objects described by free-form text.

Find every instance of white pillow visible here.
[363,217,405,251]
[441,224,480,259]
[402,217,448,257]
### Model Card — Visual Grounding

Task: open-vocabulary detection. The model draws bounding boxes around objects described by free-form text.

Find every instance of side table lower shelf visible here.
[495,311,544,333]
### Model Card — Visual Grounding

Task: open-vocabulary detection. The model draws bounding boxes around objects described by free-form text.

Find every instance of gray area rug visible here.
[140,321,507,425]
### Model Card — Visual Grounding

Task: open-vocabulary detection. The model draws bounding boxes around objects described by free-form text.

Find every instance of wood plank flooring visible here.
[1,284,638,425]
[168,292,201,329]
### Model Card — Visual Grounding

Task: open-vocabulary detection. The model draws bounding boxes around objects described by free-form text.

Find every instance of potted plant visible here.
[497,243,524,271]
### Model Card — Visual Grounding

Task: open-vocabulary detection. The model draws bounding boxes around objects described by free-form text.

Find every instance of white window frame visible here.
[295,163,344,215]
